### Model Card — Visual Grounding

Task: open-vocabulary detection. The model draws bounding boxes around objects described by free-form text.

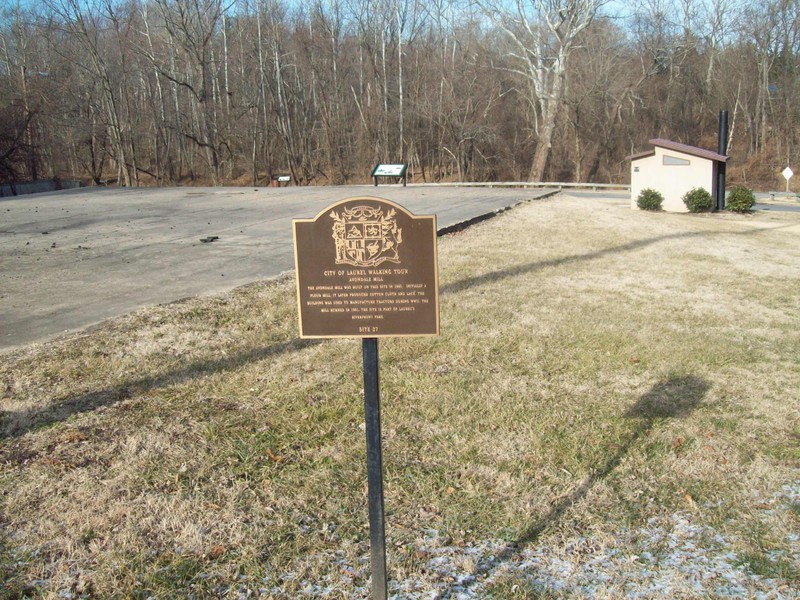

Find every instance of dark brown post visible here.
[362,338,387,600]
[716,111,729,211]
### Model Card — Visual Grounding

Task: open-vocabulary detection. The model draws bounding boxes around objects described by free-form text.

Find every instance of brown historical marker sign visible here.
[293,197,439,338]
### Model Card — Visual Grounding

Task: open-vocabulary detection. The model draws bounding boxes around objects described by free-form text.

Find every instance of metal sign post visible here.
[362,337,387,600]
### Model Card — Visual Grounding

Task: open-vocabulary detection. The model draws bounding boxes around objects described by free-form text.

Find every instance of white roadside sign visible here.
[783,167,794,192]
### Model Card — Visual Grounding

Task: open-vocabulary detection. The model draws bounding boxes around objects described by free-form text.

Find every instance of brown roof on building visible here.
[628,139,729,163]
[626,149,655,161]
[649,138,729,162]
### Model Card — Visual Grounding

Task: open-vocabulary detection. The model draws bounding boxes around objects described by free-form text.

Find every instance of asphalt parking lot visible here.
[1,184,555,352]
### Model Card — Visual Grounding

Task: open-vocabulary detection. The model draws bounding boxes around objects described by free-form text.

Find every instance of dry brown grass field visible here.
[1,194,798,598]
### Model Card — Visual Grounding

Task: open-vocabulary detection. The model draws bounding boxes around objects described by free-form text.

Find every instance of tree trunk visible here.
[528,63,565,182]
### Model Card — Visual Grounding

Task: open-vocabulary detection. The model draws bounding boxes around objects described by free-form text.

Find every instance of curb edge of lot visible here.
[436,189,560,236]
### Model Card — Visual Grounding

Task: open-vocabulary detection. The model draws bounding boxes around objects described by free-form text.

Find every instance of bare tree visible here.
[0,2,39,182]
[2,0,797,188]
[479,0,607,181]
[701,0,742,91]
[45,0,136,185]
[152,0,228,184]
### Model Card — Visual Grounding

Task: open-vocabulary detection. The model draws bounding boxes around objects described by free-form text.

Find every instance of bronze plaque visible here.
[293,197,439,338]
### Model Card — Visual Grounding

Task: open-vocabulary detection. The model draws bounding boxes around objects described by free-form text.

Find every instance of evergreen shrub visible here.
[727,186,756,213]
[637,188,664,211]
[683,187,713,212]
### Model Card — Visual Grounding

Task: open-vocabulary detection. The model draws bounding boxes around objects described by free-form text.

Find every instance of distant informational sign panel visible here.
[271,174,291,187]
[293,197,439,338]
[371,164,408,187]
[372,164,406,177]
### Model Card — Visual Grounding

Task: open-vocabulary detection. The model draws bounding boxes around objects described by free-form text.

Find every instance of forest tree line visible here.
[1,0,799,188]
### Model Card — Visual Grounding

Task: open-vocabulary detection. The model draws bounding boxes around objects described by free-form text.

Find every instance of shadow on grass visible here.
[0,337,322,440]
[439,231,701,296]
[439,223,794,296]
[512,374,710,549]
[440,374,710,596]
[4,220,753,439]
[0,231,688,440]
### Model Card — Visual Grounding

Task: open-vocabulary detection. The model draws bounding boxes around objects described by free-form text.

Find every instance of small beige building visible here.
[630,138,728,212]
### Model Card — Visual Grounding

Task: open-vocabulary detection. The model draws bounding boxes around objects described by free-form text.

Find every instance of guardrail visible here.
[414,181,630,191]
[0,179,82,197]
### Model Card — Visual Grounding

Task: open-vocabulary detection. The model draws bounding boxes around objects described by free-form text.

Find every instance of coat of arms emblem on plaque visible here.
[331,205,403,267]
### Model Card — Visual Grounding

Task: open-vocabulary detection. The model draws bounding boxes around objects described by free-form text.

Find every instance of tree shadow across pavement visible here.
[439,374,710,597]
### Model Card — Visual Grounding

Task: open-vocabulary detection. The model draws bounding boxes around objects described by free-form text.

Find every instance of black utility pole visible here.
[362,338,388,600]
[716,111,729,211]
